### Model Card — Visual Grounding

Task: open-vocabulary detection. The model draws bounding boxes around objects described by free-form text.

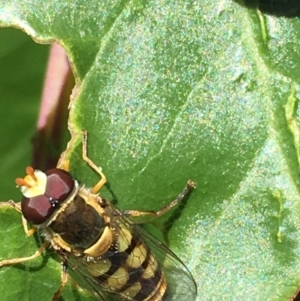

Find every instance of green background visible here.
[1,1,300,300]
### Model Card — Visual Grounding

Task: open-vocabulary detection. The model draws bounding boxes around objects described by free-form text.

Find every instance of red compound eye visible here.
[21,168,75,225]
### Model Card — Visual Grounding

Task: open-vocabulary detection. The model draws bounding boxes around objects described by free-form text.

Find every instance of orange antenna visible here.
[15,177,31,188]
[15,166,38,188]
[15,167,47,198]
[26,166,37,181]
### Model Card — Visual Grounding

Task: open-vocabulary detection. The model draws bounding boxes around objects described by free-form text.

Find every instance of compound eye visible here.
[19,168,75,225]
[21,194,55,225]
[45,168,75,202]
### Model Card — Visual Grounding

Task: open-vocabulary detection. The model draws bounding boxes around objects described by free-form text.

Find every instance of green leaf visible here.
[1,1,300,301]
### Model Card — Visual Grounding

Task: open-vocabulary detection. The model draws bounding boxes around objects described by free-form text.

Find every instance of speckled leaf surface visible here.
[1,1,300,300]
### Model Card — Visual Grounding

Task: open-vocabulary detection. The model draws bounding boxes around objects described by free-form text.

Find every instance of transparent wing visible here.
[61,207,197,301]
[121,215,197,301]
[66,254,119,301]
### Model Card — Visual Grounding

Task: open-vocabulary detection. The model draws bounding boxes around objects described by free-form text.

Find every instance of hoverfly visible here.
[0,131,197,301]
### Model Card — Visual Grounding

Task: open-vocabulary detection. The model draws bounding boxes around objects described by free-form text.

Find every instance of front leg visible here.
[123,180,195,222]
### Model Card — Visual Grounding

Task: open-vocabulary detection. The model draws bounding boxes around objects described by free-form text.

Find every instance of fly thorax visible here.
[48,194,106,250]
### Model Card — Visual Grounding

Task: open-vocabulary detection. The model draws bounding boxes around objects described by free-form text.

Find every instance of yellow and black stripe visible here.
[87,224,168,301]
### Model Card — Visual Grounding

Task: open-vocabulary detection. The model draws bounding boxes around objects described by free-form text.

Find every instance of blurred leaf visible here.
[1,1,300,301]
[0,28,48,200]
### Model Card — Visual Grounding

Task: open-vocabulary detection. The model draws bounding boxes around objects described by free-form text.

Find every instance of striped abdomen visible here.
[87,224,168,301]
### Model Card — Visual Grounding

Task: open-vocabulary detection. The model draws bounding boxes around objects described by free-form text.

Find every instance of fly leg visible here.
[52,260,68,301]
[0,241,49,267]
[57,158,70,171]
[81,131,107,194]
[0,200,37,236]
[0,200,47,265]
[123,180,195,222]
[57,131,107,193]
[0,200,21,212]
